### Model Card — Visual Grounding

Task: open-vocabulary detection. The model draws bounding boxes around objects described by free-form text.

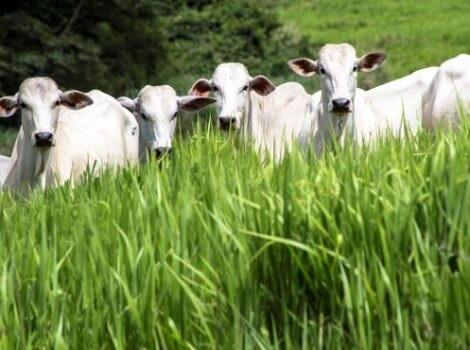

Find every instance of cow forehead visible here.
[19,77,59,103]
[213,63,250,87]
[139,85,177,105]
[138,85,178,116]
[319,44,357,68]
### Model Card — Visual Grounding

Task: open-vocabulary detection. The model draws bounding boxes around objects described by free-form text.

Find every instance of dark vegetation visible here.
[0,0,310,128]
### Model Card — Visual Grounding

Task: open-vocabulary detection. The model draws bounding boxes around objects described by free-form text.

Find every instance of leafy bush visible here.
[160,0,312,91]
[0,0,312,129]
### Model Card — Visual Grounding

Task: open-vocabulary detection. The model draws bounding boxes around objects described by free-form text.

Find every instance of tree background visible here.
[0,0,311,128]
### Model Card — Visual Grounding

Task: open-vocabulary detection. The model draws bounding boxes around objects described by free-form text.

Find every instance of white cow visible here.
[422,54,470,130]
[0,155,11,187]
[189,63,312,160]
[290,44,441,154]
[289,43,388,152]
[117,85,216,161]
[0,77,139,191]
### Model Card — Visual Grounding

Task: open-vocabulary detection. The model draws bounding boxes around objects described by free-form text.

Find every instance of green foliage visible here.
[0,0,164,96]
[0,0,311,129]
[161,0,311,91]
[0,129,16,156]
[0,124,470,348]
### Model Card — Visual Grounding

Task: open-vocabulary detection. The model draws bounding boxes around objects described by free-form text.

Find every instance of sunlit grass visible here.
[0,121,469,348]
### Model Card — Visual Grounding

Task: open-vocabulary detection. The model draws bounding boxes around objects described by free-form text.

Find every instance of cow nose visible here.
[332,98,351,113]
[219,117,236,130]
[155,147,172,159]
[34,132,54,147]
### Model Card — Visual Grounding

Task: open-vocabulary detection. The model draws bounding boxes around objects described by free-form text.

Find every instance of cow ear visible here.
[249,75,276,96]
[59,90,93,110]
[358,52,387,72]
[117,96,138,114]
[188,78,212,97]
[177,96,216,113]
[0,94,19,118]
[288,58,318,77]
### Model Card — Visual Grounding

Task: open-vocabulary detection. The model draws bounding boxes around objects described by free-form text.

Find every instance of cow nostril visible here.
[34,132,54,146]
[219,117,236,130]
[155,147,172,158]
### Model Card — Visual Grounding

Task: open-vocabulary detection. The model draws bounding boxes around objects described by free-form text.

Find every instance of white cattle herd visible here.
[0,43,469,192]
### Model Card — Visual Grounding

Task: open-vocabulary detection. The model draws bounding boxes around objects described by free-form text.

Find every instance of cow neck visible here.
[138,132,149,162]
[320,94,349,145]
[244,90,266,141]
[15,131,53,190]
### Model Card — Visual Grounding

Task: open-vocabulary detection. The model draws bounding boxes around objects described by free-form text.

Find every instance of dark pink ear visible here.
[177,96,216,112]
[358,52,387,72]
[188,78,212,97]
[0,95,19,118]
[288,58,318,77]
[59,91,93,110]
[249,75,275,96]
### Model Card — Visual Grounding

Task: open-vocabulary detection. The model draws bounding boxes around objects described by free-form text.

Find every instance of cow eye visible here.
[172,112,178,120]
[212,85,219,92]
[319,67,326,75]
[241,85,249,92]
[52,100,61,108]
[141,112,149,120]
[20,102,27,109]
[353,65,358,72]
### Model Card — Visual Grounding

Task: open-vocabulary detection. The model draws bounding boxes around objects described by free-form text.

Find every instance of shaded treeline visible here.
[0,0,310,127]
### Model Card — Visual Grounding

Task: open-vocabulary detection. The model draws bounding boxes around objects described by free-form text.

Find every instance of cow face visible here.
[189,63,275,130]
[289,44,387,117]
[118,85,215,159]
[0,77,92,148]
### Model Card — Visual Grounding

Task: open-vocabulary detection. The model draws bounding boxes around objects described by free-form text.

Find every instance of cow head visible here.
[0,77,92,148]
[289,44,386,117]
[189,63,275,131]
[118,85,215,159]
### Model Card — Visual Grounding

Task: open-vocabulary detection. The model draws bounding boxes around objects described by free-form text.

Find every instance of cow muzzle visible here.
[219,117,236,131]
[34,132,54,147]
[331,98,352,115]
[155,147,172,159]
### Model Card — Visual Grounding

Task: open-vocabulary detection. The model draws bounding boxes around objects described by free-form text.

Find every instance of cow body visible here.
[2,81,138,192]
[247,82,312,160]
[366,66,438,135]
[422,54,470,130]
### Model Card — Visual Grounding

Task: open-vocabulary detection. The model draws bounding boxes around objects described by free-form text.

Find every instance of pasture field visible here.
[0,1,470,348]
[279,0,470,86]
[0,122,469,348]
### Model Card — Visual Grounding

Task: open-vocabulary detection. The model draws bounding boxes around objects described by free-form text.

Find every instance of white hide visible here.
[118,85,216,161]
[365,66,438,135]
[248,82,313,160]
[422,54,470,130]
[3,79,138,192]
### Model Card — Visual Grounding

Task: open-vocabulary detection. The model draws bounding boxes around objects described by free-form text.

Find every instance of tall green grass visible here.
[0,123,469,348]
